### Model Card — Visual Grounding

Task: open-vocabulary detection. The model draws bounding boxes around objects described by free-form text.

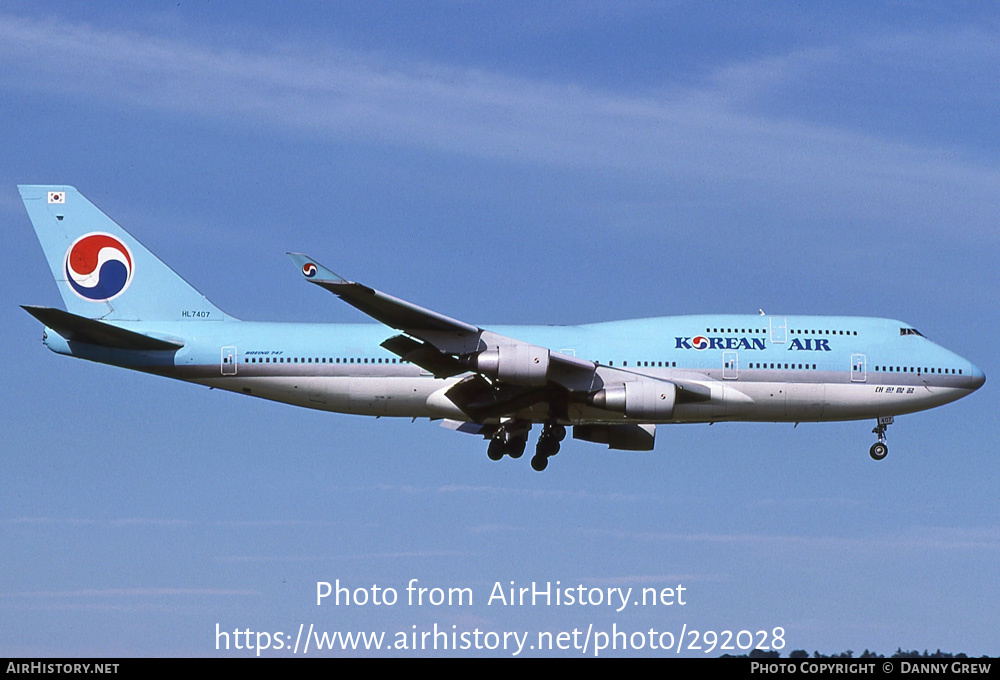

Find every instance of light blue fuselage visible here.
[43,313,985,425]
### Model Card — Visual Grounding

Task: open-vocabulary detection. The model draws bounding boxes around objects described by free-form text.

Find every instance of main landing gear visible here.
[488,422,565,471]
[530,423,566,472]
[487,423,528,461]
[869,416,893,461]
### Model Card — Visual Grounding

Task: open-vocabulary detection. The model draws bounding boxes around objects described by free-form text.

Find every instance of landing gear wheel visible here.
[529,422,564,472]
[550,424,567,442]
[487,421,531,461]
[536,438,560,458]
[869,442,888,461]
[530,436,560,472]
[507,439,526,459]
[487,437,504,461]
[870,417,893,461]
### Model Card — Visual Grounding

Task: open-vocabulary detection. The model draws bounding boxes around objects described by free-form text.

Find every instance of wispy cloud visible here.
[1,14,997,238]
[749,497,868,511]
[4,517,196,528]
[571,573,721,586]
[3,516,344,529]
[366,483,654,503]
[0,588,256,597]
[595,526,1000,552]
[220,550,470,563]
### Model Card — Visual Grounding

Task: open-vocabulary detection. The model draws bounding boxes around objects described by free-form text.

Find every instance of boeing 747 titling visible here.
[20,186,985,471]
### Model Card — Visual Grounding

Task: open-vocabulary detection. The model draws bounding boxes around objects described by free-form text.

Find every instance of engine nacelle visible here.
[588,380,676,420]
[574,424,656,451]
[467,344,551,386]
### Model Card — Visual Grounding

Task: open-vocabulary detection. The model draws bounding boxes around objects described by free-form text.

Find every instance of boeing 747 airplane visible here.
[19,186,985,471]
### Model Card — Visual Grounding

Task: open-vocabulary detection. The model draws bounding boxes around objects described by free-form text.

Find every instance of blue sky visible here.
[2,2,998,657]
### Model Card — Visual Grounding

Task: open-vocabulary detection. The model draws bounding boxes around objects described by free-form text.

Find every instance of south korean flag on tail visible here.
[47,191,65,204]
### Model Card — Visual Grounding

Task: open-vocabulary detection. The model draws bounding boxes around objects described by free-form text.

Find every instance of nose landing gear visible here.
[869,416,893,460]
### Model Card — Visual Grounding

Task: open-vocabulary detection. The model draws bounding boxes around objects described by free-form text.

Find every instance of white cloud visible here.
[600,526,1000,552]
[1,14,997,238]
[0,588,256,597]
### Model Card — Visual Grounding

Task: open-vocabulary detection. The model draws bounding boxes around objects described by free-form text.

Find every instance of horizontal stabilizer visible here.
[21,305,184,351]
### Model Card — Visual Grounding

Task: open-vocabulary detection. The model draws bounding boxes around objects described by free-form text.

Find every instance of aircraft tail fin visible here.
[18,185,233,322]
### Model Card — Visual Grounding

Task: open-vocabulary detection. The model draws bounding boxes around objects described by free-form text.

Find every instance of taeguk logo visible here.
[64,233,134,301]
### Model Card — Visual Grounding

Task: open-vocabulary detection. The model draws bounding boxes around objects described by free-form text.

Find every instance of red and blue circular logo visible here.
[691,335,709,350]
[302,262,318,278]
[63,233,134,301]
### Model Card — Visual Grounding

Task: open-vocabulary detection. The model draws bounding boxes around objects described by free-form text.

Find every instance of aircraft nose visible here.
[968,362,986,391]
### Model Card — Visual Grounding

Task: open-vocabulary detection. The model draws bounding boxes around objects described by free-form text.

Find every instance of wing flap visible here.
[379,334,468,378]
[443,374,554,421]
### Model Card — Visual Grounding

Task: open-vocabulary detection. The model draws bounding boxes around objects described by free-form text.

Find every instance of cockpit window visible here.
[900,328,925,337]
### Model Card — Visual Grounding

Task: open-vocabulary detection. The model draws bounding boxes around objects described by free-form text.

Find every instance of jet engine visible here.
[588,380,676,420]
[465,344,551,386]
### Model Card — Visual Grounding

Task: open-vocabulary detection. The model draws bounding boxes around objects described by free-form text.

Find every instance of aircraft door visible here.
[221,346,237,375]
[723,351,739,379]
[769,317,787,344]
[851,353,867,382]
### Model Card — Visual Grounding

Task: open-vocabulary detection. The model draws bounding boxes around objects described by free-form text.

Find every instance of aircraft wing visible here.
[288,254,725,424]
[287,253,482,358]
[287,254,478,337]
[287,253,598,386]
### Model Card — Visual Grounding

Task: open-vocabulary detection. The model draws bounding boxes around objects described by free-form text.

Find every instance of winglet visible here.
[286,253,345,283]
